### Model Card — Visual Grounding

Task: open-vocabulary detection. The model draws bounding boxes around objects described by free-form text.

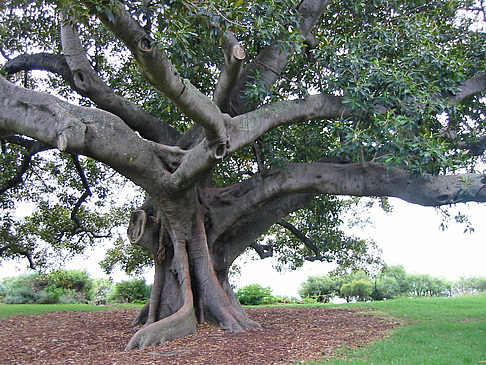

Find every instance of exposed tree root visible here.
[125,304,197,350]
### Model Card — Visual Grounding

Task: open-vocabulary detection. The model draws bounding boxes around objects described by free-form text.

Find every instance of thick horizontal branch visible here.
[208,193,315,266]
[228,93,348,152]
[0,75,172,194]
[4,53,77,89]
[446,71,486,104]
[4,49,179,144]
[206,162,486,254]
[249,242,273,259]
[247,162,486,206]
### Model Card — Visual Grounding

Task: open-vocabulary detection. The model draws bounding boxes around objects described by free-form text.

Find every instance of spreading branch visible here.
[0,75,171,193]
[4,49,179,145]
[229,0,331,115]
[70,154,92,231]
[277,220,323,260]
[0,244,35,269]
[206,161,486,255]
[0,137,51,194]
[249,242,273,259]
[229,93,348,152]
[87,0,228,150]
[446,72,486,105]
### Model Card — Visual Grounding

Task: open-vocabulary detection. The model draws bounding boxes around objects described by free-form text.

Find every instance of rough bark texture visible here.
[2,0,486,351]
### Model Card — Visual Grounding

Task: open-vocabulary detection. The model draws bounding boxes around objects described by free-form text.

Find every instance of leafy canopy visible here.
[1,0,485,273]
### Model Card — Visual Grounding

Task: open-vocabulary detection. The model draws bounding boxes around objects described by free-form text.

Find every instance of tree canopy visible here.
[1,0,486,349]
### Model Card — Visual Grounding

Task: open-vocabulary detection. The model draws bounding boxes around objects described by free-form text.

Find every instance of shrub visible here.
[90,278,114,305]
[0,281,5,302]
[371,276,400,300]
[108,278,151,303]
[455,276,486,295]
[2,273,47,304]
[45,269,94,302]
[236,284,273,305]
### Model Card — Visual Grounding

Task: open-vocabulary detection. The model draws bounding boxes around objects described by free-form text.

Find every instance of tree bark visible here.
[125,187,259,349]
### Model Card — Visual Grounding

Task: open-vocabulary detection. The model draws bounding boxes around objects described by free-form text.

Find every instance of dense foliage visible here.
[235,283,274,305]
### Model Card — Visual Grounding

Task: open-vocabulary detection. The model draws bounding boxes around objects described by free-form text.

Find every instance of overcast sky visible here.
[1,198,485,298]
[232,198,486,297]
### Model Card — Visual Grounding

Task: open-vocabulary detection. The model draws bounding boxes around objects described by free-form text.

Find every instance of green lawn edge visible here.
[0,303,143,317]
[298,295,486,365]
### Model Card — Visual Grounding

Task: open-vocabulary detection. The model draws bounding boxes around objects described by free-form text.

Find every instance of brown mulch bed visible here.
[0,307,400,364]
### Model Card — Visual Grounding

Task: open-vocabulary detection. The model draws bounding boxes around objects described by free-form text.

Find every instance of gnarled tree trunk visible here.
[125,188,259,349]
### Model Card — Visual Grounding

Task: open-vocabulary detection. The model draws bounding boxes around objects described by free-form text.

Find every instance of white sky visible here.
[2,198,485,298]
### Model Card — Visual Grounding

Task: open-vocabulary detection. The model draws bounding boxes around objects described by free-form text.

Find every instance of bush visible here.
[236,284,273,305]
[45,269,94,302]
[2,273,47,304]
[108,278,151,303]
[455,276,486,295]
[371,276,400,300]
[0,281,5,302]
[90,278,114,305]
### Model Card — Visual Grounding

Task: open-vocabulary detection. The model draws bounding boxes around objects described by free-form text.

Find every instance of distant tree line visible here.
[299,265,486,303]
[0,270,151,305]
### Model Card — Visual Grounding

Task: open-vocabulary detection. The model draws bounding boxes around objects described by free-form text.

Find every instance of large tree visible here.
[1,0,486,349]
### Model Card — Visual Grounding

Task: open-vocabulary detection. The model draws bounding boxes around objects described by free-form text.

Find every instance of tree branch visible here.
[228,93,348,152]
[446,71,486,105]
[0,244,36,269]
[0,137,52,194]
[208,193,315,266]
[205,162,486,242]
[249,242,273,259]
[229,0,331,115]
[0,75,172,194]
[4,50,180,145]
[213,32,246,113]
[276,219,322,259]
[70,154,92,231]
[86,1,228,151]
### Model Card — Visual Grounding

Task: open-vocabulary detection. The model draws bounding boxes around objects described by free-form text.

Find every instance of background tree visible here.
[2,0,486,349]
[298,274,339,302]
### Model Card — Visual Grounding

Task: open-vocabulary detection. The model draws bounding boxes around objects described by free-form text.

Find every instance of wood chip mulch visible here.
[0,306,400,364]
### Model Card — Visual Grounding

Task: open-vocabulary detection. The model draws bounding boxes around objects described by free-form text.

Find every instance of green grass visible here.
[0,303,111,317]
[305,295,486,364]
[0,303,144,318]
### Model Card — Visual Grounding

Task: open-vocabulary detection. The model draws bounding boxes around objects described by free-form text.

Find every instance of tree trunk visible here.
[125,188,259,350]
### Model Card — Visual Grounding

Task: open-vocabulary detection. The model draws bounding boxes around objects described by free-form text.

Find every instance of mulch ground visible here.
[0,307,400,364]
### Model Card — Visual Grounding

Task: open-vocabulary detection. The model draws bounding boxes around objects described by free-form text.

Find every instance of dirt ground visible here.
[0,306,400,364]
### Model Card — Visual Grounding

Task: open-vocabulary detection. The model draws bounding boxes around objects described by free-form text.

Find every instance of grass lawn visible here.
[0,303,143,318]
[306,295,486,364]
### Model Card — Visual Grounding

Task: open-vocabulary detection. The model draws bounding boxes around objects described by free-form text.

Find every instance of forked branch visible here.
[86,0,228,150]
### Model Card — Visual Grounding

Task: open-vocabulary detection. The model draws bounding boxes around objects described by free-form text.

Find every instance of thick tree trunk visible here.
[125,189,258,350]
